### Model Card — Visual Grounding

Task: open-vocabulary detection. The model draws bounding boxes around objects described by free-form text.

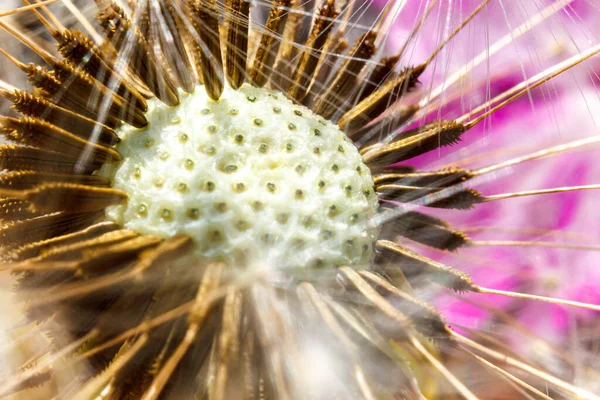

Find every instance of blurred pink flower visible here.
[375,0,600,348]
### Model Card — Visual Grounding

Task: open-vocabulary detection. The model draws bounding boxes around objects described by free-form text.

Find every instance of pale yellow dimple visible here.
[101,84,380,270]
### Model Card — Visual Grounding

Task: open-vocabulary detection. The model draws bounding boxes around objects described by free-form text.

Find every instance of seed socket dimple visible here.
[206,181,216,191]
[338,145,344,153]
[277,213,288,224]
[137,203,148,216]
[313,147,321,154]
[350,214,359,223]
[286,143,293,152]
[210,230,223,241]
[252,201,264,211]
[332,164,339,172]
[318,180,326,189]
[133,167,142,178]
[288,123,296,130]
[247,95,257,102]
[204,146,216,155]
[295,165,304,174]
[179,133,189,142]
[266,182,276,192]
[233,183,246,192]
[215,202,227,212]
[236,220,249,231]
[313,128,321,136]
[254,118,263,126]
[161,209,172,220]
[224,165,238,173]
[207,125,217,134]
[154,177,165,187]
[273,107,281,113]
[259,144,268,153]
[294,110,302,116]
[262,233,273,244]
[201,108,210,115]
[184,159,194,169]
[235,134,244,143]
[177,183,188,192]
[295,189,304,198]
[187,208,200,219]
[171,116,182,124]
[229,108,239,116]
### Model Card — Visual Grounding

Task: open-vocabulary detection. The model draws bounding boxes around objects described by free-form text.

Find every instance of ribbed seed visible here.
[375,240,476,292]
[13,183,128,213]
[54,29,149,112]
[0,171,110,190]
[3,89,119,145]
[190,0,224,100]
[287,0,338,103]
[98,2,180,106]
[249,0,291,87]
[379,206,468,251]
[0,116,121,162]
[312,31,377,120]
[361,121,467,167]
[12,221,120,261]
[338,63,426,133]
[0,145,102,174]
[225,0,250,89]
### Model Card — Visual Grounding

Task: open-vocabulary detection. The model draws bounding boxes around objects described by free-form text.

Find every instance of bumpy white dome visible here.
[102,84,380,270]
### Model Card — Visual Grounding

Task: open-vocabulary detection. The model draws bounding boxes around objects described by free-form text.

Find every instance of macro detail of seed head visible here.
[104,83,380,268]
[0,0,600,399]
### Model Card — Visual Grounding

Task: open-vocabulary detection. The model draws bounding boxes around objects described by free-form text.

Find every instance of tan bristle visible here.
[355,54,400,103]
[3,89,119,145]
[249,0,291,87]
[338,63,426,133]
[54,29,149,111]
[225,0,250,89]
[190,0,224,100]
[287,0,338,103]
[375,240,476,292]
[0,145,103,173]
[0,116,121,162]
[379,206,469,251]
[0,211,103,247]
[374,168,473,187]
[98,2,180,106]
[361,120,467,167]
[20,229,138,264]
[12,221,120,261]
[312,31,377,120]
[0,199,42,222]
[3,183,128,214]
[377,185,484,210]
[0,171,110,190]
[152,1,196,93]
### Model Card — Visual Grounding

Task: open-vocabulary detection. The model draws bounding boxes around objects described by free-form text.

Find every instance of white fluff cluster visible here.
[103,84,380,270]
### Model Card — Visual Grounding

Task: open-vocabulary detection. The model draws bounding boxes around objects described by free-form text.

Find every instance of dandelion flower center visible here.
[103,84,380,269]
